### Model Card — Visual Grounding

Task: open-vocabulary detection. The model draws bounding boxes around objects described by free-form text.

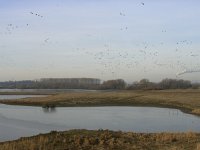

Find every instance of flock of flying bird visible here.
[0,11,50,45]
[30,12,43,18]
[0,1,200,78]
[83,40,200,77]
[0,11,43,35]
[0,23,28,35]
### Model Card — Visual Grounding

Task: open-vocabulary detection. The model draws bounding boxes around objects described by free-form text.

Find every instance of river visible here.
[0,105,200,142]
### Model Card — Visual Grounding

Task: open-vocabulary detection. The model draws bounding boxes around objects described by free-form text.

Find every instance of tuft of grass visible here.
[192,109,200,115]
[197,143,200,150]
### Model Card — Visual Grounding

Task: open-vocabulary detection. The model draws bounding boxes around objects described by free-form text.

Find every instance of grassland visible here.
[0,130,200,150]
[0,89,200,116]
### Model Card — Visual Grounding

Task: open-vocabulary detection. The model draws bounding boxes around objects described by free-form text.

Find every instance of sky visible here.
[0,0,200,82]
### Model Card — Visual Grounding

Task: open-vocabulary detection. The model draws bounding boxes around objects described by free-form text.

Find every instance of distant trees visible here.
[158,79,192,89]
[38,78,100,89]
[191,83,200,89]
[127,79,157,90]
[0,80,38,89]
[127,78,195,90]
[0,78,101,89]
[100,79,126,90]
[138,79,156,89]
[0,78,199,90]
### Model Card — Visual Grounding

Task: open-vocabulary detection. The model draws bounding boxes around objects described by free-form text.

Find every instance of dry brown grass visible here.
[192,109,200,115]
[1,89,200,116]
[0,130,200,150]
[197,143,200,150]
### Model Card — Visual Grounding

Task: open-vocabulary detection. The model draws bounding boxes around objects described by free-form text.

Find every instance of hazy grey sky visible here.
[0,0,200,82]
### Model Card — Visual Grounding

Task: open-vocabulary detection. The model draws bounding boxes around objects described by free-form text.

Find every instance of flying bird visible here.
[176,69,200,76]
[30,12,43,18]
[44,38,49,43]
[120,12,126,16]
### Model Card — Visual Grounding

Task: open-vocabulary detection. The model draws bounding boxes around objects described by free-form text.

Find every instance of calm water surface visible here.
[0,89,98,93]
[0,105,200,142]
[0,95,46,100]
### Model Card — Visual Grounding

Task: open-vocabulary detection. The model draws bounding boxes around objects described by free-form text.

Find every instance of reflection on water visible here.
[42,107,56,113]
[0,105,200,142]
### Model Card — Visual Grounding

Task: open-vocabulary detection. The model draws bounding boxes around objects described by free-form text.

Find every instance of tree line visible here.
[0,78,199,90]
[126,78,199,90]
[0,78,100,89]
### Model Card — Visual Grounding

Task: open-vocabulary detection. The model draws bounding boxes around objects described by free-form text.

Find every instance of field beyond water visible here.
[0,130,200,150]
[0,89,200,116]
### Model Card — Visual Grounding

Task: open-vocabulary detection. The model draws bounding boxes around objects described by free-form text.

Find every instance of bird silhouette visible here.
[120,12,126,16]
[30,12,43,18]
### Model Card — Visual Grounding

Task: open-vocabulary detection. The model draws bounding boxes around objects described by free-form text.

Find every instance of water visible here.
[0,89,98,93]
[0,95,46,100]
[0,105,200,142]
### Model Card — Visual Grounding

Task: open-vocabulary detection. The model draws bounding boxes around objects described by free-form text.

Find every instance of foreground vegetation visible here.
[1,89,200,116]
[0,130,200,150]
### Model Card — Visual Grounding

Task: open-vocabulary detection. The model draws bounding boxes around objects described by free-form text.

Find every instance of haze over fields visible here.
[0,0,200,82]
